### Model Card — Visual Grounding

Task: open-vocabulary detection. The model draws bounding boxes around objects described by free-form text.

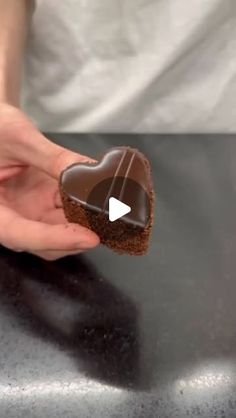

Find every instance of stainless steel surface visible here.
[0,134,236,417]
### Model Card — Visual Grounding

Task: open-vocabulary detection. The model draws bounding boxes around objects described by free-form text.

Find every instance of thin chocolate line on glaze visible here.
[102,149,127,212]
[119,152,136,202]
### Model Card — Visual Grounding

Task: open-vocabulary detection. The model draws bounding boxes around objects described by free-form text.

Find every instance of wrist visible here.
[0,74,20,107]
[0,0,32,107]
[0,72,20,107]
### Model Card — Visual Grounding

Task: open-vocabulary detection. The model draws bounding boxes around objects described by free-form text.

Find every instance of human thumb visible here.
[26,130,94,179]
[1,106,94,178]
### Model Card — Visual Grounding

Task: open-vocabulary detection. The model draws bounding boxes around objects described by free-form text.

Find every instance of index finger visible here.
[0,204,100,252]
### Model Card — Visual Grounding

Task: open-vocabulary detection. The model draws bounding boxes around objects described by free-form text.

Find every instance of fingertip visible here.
[78,231,100,249]
[66,223,100,248]
[87,232,100,247]
[49,147,96,179]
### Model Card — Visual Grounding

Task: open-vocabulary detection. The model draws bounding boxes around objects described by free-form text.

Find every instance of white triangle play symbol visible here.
[109,197,131,222]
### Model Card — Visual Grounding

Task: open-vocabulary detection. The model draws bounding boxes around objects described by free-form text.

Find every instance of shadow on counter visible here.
[0,246,151,390]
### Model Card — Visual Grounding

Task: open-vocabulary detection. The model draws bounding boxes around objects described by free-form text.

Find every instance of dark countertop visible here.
[0,134,236,418]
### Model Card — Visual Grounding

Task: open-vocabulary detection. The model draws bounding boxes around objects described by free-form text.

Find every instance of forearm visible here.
[0,0,32,106]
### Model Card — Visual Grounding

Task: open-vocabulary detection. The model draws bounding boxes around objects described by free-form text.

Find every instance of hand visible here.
[0,104,100,260]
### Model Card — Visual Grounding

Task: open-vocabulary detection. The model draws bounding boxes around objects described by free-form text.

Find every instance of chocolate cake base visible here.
[61,190,154,255]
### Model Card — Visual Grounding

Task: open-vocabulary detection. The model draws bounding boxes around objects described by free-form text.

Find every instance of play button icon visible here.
[109,197,131,222]
[85,175,151,244]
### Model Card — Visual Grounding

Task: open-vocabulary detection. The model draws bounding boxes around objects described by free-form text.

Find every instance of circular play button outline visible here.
[85,176,151,242]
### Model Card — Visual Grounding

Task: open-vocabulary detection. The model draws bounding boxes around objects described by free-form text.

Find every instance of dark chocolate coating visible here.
[60,147,151,229]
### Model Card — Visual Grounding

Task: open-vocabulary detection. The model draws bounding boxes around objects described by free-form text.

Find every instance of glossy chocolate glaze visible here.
[60,147,151,228]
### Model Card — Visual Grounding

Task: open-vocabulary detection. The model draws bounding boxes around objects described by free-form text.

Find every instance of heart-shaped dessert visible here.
[60,147,154,255]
